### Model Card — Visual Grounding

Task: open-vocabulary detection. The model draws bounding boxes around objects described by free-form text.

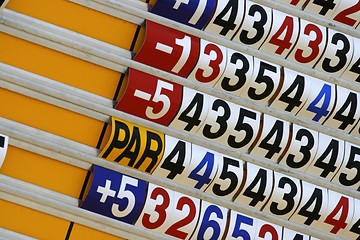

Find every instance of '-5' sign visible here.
[99,117,165,174]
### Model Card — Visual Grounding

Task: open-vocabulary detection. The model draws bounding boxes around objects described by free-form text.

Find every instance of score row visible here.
[149,0,360,75]
[80,164,360,239]
[116,67,360,147]
[0,134,9,169]
[100,117,360,197]
[137,20,360,84]
[150,0,360,30]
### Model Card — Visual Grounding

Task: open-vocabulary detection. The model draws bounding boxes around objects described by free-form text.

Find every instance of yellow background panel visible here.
[69,223,125,240]
[7,0,138,49]
[0,33,121,99]
[0,88,104,147]
[0,200,70,240]
[1,146,87,198]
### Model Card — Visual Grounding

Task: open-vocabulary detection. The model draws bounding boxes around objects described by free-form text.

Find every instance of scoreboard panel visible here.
[0,0,359,239]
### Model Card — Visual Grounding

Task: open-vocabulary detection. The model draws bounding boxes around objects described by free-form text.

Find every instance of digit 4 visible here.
[250,114,291,162]
[290,181,328,228]
[169,87,210,134]
[204,0,245,38]
[234,163,274,210]
[306,133,345,180]
[296,79,335,124]
[322,190,354,235]
[323,86,360,133]
[261,10,299,58]
[152,135,192,181]
[179,145,219,191]
[304,0,342,18]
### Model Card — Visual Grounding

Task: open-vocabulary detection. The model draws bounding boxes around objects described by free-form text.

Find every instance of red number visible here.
[295,24,323,63]
[195,43,224,83]
[333,1,360,27]
[258,224,279,239]
[324,196,350,234]
[269,16,295,55]
[290,0,301,5]
[165,196,197,238]
[142,187,170,229]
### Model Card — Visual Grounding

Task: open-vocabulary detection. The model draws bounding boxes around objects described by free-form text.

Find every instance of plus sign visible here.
[97,179,116,203]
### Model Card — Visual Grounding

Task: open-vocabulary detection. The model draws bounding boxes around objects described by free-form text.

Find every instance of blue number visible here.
[198,205,223,240]
[306,84,332,122]
[80,165,147,224]
[150,0,217,29]
[188,152,214,189]
[232,214,253,240]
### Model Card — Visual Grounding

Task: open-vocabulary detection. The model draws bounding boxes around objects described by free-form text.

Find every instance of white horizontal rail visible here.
[0,228,36,240]
[70,0,360,93]
[1,64,359,199]
[254,0,360,38]
[0,175,173,240]
[0,163,345,240]
[1,11,359,146]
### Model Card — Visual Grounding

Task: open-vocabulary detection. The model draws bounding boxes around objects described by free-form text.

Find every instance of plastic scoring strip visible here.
[0,134,9,168]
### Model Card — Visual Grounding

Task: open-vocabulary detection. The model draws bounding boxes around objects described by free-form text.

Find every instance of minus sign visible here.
[134,90,152,101]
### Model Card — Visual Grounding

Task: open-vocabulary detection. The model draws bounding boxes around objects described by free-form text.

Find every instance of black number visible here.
[248,61,277,101]
[313,0,336,15]
[212,157,240,196]
[228,108,257,149]
[333,91,358,130]
[339,145,360,186]
[221,52,250,92]
[313,139,340,178]
[243,168,268,207]
[298,188,323,225]
[322,33,351,73]
[239,4,267,45]
[178,93,204,131]
[349,57,360,82]
[270,177,298,215]
[258,119,284,159]
[278,74,305,112]
[203,99,231,139]
[160,140,187,179]
[0,136,4,148]
[349,218,360,237]
[293,234,305,240]
[213,0,238,36]
[286,128,315,169]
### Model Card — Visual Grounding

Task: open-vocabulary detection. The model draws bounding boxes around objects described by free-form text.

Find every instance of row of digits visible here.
[81,163,360,239]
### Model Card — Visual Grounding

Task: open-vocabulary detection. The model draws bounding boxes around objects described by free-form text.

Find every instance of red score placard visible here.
[115,69,183,126]
[134,20,200,78]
